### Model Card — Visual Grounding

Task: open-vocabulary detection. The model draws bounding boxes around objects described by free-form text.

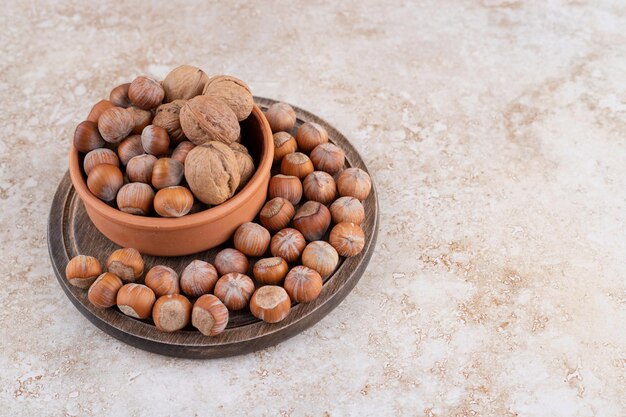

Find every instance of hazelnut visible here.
[268,174,302,205]
[270,228,306,263]
[145,265,180,297]
[86,99,114,123]
[265,102,296,133]
[336,168,372,201]
[179,95,240,145]
[259,197,295,233]
[310,143,345,175]
[98,107,134,143]
[73,120,105,153]
[83,148,119,175]
[301,241,339,277]
[154,186,194,218]
[128,76,164,110]
[127,154,157,183]
[106,247,144,283]
[116,135,144,165]
[162,65,209,102]
[233,222,270,257]
[281,152,314,179]
[116,283,155,319]
[249,286,291,323]
[184,142,241,205]
[214,273,255,311]
[296,122,328,153]
[171,141,195,165]
[116,183,155,216]
[180,260,218,298]
[273,132,298,162]
[127,106,153,135]
[151,158,184,189]
[152,294,192,332]
[87,164,124,202]
[203,75,254,121]
[253,257,288,285]
[192,294,229,336]
[230,142,255,191]
[65,255,102,289]
[109,83,132,108]
[141,125,170,156]
[153,100,187,144]
[284,266,323,303]
[214,248,249,276]
[88,272,123,308]
[303,171,337,204]
[329,222,365,257]
[293,201,331,241]
[330,196,365,225]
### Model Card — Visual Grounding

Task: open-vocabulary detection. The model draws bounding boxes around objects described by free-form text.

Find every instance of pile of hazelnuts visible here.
[73,65,256,217]
[64,98,371,335]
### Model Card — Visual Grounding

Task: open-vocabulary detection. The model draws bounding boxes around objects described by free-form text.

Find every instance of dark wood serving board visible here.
[48,97,379,359]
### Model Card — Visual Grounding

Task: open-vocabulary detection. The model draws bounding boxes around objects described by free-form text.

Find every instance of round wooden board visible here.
[48,96,379,359]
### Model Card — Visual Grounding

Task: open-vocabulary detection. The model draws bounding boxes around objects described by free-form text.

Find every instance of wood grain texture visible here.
[48,96,379,359]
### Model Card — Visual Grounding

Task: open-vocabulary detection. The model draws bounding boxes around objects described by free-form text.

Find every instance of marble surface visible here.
[1,1,625,416]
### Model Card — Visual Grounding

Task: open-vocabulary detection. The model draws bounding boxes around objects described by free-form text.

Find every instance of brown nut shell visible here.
[126,154,157,184]
[88,272,123,308]
[233,222,270,257]
[303,171,337,204]
[87,100,115,123]
[74,120,105,153]
[180,260,218,298]
[179,95,240,145]
[109,83,132,108]
[127,106,153,135]
[230,143,255,191]
[106,248,144,283]
[336,168,372,201]
[154,186,194,218]
[281,152,314,180]
[270,228,306,263]
[253,257,289,285]
[259,197,295,233]
[330,196,365,225]
[162,65,209,102]
[301,241,339,278]
[65,255,102,289]
[98,107,134,143]
[153,100,187,144]
[184,142,241,205]
[284,266,323,303]
[116,283,155,319]
[83,148,119,175]
[203,75,254,121]
[265,102,296,133]
[116,182,155,216]
[273,132,298,163]
[249,286,291,323]
[310,143,346,175]
[192,294,229,336]
[329,222,365,257]
[141,125,170,156]
[296,122,329,153]
[171,141,195,165]
[151,158,184,189]
[214,273,255,311]
[152,294,192,332]
[268,174,302,205]
[87,164,124,202]
[214,248,249,276]
[145,265,180,297]
[117,135,144,166]
[128,76,164,110]
[292,201,331,241]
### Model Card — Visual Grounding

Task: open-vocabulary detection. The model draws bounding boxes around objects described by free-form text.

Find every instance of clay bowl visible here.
[68,105,274,257]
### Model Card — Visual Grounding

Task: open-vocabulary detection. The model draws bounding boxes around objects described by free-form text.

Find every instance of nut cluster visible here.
[74,65,257,217]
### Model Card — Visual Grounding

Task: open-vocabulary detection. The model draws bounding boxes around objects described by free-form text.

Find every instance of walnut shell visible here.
[184,141,241,205]
[230,142,255,190]
[153,100,186,144]
[162,65,209,102]
[203,75,254,121]
[179,96,240,146]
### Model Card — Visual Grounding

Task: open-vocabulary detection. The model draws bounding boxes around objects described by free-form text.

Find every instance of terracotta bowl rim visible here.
[68,104,273,231]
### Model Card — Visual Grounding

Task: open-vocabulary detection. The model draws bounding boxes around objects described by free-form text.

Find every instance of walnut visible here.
[230,142,255,190]
[203,75,254,121]
[162,65,209,102]
[179,96,240,146]
[184,141,241,205]
[153,100,186,144]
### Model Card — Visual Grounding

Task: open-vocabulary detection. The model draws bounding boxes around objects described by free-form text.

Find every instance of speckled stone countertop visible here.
[1,1,625,416]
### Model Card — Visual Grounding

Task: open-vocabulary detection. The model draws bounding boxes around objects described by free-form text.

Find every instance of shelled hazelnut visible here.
[270,228,306,263]
[292,201,331,241]
[106,248,144,283]
[83,148,119,176]
[180,260,218,298]
[310,143,345,174]
[127,106,153,135]
[116,283,155,319]
[265,102,296,133]
[145,265,180,297]
[214,248,249,276]
[214,273,255,311]
[141,125,170,156]
[273,132,297,162]
[153,186,194,218]
[296,122,328,153]
[116,135,144,166]
[128,76,164,110]
[303,171,337,204]
[259,197,295,233]
[73,120,105,153]
[336,168,372,201]
[329,222,365,257]
[301,241,339,278]
[152,294,191,332]
[65,255,102,289]
[151,158,184,189]
[98,107,134,143]
[253,257,289,285]
[192,294,229,336]
[233,222,271,257]
[268,175,303,206]
[86,100,114,123]
[249,285,291,323]
[283,266,323,303]
[329,196,365,225]
[88,272,123,308]
[281,152,314,180]
[127,154,157,184]
[116,183,155,216]
[87,164,124,202]
[109,83,132,108]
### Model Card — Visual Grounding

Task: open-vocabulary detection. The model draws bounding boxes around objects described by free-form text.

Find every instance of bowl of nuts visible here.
[68,66,274,257]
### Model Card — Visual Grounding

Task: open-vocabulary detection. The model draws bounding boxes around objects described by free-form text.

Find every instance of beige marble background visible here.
[1,1,625,416]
